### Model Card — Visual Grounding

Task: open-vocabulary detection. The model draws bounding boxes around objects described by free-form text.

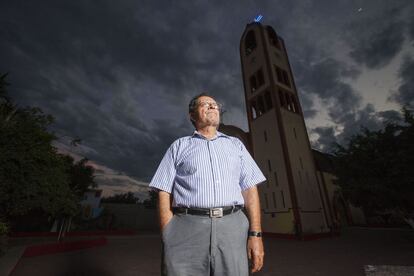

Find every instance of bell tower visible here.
[240,22,329,235]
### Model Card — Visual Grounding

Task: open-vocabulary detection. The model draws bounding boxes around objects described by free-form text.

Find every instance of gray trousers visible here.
[161,209,250,276]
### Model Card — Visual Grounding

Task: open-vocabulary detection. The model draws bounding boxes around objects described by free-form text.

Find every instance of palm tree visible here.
[0,73,10,103]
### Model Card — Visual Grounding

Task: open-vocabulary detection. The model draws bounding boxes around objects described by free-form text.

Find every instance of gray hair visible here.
[188,93,215,127]
[188,93,214,114]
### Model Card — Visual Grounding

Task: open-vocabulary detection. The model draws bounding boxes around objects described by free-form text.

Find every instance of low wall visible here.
[102,203,158,230]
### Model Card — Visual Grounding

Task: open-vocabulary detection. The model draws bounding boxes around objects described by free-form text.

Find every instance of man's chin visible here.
[206,120,219,128]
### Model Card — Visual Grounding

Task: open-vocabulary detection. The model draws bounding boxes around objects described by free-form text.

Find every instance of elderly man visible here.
[149,93,266,276]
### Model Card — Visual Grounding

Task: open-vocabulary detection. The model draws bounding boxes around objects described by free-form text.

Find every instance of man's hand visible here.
[158,190,173,231]
[242,186,264,273]
[247,237,264,273]
[160,213,174,231]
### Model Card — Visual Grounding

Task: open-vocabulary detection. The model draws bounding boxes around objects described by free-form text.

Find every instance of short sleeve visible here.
[149,143,177,193]
[238,139,266,191]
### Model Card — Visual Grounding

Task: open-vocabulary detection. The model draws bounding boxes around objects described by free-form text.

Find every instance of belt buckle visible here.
[210,208,223,218]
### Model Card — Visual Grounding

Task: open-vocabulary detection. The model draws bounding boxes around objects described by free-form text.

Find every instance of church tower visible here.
[239,22,330,236]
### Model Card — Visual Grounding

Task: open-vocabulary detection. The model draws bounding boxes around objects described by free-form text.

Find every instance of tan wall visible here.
[251,111,292,211]
[282,110,321,210]
[300,212,329,233]
[241,24,328,234]
[316,171,334,226]
[281,107,328,232]
[322,172,337,200]
[349,205,366,225]
[250,111,296,233]
[262,211,295,234]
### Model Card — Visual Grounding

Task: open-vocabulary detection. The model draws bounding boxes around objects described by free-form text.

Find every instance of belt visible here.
[173,205,244,218]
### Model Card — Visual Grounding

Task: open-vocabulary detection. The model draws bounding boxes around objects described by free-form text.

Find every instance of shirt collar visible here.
[192,130,229,140]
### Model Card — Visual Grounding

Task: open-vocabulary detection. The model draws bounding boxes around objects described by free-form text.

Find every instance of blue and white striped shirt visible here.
[149,131,266,208]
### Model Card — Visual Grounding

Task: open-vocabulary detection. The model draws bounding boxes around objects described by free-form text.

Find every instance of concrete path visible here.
[0,246,26,276]
[6,227,414,276]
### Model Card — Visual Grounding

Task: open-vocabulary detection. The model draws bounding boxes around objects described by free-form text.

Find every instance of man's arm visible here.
[242,186,264,273]
[158,190,174,231]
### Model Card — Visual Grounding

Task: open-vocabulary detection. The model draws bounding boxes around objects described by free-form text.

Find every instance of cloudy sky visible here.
[1,1,413,187]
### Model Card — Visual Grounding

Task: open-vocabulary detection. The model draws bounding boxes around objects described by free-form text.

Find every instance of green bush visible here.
[0,220,8,236]
[0,220,9,256]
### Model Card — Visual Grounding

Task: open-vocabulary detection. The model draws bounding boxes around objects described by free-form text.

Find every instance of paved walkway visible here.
[6,227,414,276]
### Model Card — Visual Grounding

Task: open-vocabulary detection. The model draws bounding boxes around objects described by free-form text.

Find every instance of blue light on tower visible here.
[254,15,263,22]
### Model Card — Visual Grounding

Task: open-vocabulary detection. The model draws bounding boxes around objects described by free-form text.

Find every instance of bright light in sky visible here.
[254,15,263,22]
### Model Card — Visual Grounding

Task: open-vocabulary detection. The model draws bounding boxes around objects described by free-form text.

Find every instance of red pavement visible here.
[22,237,107,257]
[8,227,414,276]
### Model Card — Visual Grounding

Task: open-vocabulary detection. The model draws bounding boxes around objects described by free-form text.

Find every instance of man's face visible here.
[192,96,220,128]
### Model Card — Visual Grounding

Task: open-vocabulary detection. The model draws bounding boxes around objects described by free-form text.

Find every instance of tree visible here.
[333,108,414,219]
[0,73,10,103]
[0,105,78,220]
[101,192,139,204]
[61,155,97,200]
[0,73,96,231]
[0,73,18,130]
[143,190,157,209]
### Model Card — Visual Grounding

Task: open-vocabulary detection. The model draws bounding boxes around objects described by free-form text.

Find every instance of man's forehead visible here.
[198,96,216,103]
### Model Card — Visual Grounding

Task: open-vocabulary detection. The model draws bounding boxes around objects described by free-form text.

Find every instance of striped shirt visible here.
[149,130,266,208]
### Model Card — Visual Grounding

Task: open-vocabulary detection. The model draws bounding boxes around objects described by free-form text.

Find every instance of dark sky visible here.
[1,1,414,188]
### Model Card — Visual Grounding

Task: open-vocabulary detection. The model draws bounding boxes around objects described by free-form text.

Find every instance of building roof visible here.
[312,149,336,173]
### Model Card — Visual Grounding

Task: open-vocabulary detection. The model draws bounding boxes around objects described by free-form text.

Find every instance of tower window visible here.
[290,95,296,112]
[257,95,265,116]
[250,69,265,93]
[250,75,257,93]
[285,93,292,111]
[282,70,291,87]
[266,26,281,49]
[279,90,285,107]
[264,130,267,142]
[257,69,264,86]
[281,190,286,208]
[264,91,273,110]
[279,89,300,114]
[292,96,299,114]
[274,65,291,87]
[264,193,269,209]
[250,92,271,119]
[274,171,279,186]
[276,67,284,84]
[299,157,304,169]
[272,192,277,208]
[250,101,257,119]
[245,30,257,56]
[267,159,272,172]
[293,127,297,139]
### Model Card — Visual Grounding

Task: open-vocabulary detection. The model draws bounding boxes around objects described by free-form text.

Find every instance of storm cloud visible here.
[1,0,413,182]
[390,57,414,108]
[345,11,406,69]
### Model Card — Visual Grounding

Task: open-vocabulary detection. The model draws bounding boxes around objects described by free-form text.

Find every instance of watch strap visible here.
[248,231,262,237]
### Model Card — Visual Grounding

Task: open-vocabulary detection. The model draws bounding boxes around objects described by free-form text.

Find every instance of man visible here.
[150,93,266,275]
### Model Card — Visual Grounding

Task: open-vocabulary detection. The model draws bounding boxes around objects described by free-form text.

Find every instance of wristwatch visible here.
[248,231,262,237]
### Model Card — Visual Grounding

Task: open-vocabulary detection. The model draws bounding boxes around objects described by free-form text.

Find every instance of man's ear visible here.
[189,113,195,122]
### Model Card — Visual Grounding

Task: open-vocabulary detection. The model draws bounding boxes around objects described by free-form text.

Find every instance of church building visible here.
[220,22,365,238]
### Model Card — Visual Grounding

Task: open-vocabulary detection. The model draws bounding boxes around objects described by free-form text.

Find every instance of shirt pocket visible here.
[222,150,241,176]
[176,159,197,176]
